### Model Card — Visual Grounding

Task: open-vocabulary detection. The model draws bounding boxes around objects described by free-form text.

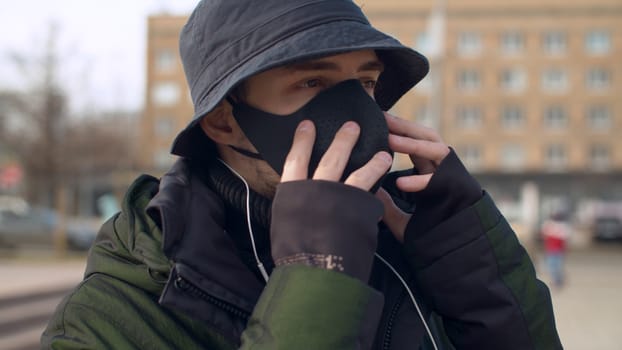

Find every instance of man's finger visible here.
[389,135,450,165]
[384,112,442,142]
[344,151,392,191]
[281,120,315,182]
[395,173,433,192]
[375,188,411,242]
[313,121,360,181]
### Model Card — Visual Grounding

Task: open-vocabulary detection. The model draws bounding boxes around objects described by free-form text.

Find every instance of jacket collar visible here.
[146,159,265,313]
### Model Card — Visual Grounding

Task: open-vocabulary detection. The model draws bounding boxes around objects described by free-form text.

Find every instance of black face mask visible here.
[229,79,392,192]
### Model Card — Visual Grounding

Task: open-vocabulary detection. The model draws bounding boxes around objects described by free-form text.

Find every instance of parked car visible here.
[592,216,622,241]
[0,197,98,251]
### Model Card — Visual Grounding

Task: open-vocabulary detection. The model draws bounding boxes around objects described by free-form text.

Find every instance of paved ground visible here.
[535,243,622,350]
[0,251,86,350]
[0,258,85,299]
[0,244,621,349]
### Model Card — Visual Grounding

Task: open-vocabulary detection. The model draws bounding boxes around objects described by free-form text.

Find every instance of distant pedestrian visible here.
[541,213,571,288]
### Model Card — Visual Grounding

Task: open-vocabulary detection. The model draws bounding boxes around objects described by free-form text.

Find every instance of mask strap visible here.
[226,95,263,160]
[229,145,264,160]
[226,95,238,107]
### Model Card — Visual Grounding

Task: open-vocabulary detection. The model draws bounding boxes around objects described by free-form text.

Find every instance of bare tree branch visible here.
[1,22,135,208]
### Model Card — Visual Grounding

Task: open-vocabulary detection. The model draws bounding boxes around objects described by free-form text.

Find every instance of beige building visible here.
[141,0,621,208]
[140,15,193,173]
[365,0,622,177]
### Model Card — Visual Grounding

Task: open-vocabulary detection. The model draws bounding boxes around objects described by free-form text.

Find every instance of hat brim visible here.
[172,20,429,158]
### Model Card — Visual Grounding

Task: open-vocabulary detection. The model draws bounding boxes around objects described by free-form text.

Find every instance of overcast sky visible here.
[0,0,200,113]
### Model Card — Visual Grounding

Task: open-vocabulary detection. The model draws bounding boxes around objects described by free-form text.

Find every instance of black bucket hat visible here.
[172,0,429,158]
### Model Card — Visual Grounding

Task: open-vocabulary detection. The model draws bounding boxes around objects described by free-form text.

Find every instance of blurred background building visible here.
[140,15,194,173]
[141,0,622,238]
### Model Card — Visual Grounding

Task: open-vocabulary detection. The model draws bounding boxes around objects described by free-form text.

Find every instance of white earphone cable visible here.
[217,159,270,283]
[374,253,439,350]
[218,160,438,348]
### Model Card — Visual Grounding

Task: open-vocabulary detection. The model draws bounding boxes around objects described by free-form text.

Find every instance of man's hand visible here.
[271,120,390,281]
[280,120,393,191]
[375,113,451,242]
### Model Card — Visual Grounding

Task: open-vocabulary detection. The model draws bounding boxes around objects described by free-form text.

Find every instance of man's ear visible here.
[199,101,237,144]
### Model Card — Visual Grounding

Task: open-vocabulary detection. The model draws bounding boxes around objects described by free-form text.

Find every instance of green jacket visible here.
[42,155,562,349]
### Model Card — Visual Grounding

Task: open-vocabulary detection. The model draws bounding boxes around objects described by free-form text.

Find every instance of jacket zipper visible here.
[383,290,406,350]
[174,276,251,321]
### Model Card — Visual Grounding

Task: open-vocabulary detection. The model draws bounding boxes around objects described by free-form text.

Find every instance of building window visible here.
[415,75,433,93]
[500,68,527,92]
[544,106,568,130]
[155,49,176,72]
[585,30,611,55]
[545,144,567,170]
[501,31,524,55]
[154,149,175,169]
[501,106,525,130]
[460,144,482,170]
[152,82,181,106]
[500,144,525,170]
[457,32,482,57]
[541,68,568,92]
[586,68,611,90]
[155,117,175,137]
[415,105,435,128]
[587,105,612,130]
[457,69,481,91]
[415,32,429,52]
[456,106,483,130]
[590,145,610,170]
[543,31,566,55]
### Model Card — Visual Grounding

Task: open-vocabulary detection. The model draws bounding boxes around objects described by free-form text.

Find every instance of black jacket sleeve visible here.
[386,150,563,350]
[271,179,383,282]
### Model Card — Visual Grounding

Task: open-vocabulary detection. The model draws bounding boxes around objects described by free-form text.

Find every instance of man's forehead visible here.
[283,52,385,73]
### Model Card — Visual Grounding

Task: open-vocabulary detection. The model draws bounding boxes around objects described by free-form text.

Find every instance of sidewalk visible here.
[0,256,86,299]
[537,244,622,350]
[0,255,87,350]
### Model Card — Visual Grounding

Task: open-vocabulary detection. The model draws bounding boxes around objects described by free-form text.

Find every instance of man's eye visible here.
[362,80,377,89]
[301,79,323,88]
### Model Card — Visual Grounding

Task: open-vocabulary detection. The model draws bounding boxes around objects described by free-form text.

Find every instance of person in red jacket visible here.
[541,213,571,288]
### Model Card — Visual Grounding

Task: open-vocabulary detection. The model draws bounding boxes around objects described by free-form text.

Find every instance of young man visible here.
[43,1,563,349]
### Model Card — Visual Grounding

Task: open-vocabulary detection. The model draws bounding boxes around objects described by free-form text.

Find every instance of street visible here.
[0,244,621,349]
[0,257,85,350]
[537,244,622,350]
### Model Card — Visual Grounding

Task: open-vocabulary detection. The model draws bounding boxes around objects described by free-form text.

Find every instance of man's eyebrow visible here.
[358,60,385,73]
[285,59,385,72]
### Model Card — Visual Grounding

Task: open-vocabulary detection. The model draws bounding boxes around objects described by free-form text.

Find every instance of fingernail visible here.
[298,120,311,131]
[343,121,359,132]
[377,151,393,164]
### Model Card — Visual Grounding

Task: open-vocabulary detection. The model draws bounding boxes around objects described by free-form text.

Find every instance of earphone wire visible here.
[218,160,437,347]
[217,159,270,283]
[374,253,439,350]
